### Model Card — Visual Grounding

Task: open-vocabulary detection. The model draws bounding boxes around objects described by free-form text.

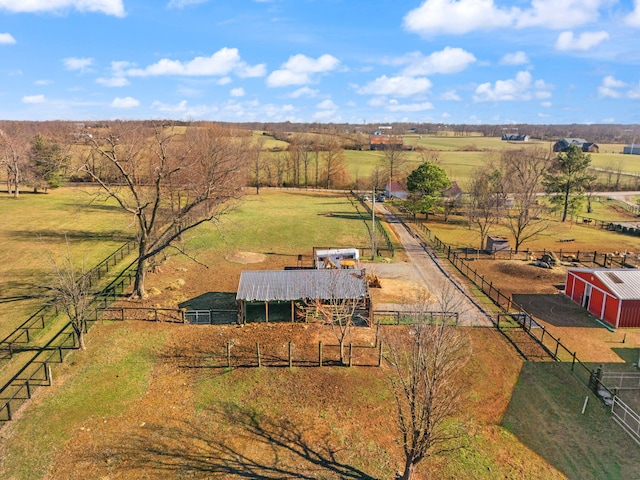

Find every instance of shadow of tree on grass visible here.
[105,402,378,479]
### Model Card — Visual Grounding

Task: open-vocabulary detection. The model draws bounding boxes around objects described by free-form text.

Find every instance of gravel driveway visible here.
[374,205,493,327]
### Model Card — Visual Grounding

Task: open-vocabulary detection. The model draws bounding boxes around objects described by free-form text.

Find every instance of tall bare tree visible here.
[251,137,266,194]
[384,311,470,480]
[466,164,505,251]
[81,122,248,298]
[500,148,551,252]
[382,142,409,188]
[0,124,30,198]
[46,244,92,350]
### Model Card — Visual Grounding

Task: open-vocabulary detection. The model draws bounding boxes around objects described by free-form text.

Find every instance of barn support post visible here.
[291,301,294,322]
[265,301,269,323]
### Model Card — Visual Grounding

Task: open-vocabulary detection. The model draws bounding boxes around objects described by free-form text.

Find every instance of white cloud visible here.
[126,48,265,78]
[316,99,337,110]
[217,77,232,85]
[403,0,517,35]
[357,75,432,97]
[230,87,245,97]
[152,100,217,118]
[403,0,604,35]
[500,51,529,65]
[440,90,461,101]
[0,0,125,17]
[400,47,476,76]
[34,79,52,86]
[96,76,129,87]
[23,95,45,104]
[0,33,16,44]
[266,54,340,87]
[289,87,319,98]
[386,101,434,112]
[167,0,207,8]
[597,76,640,99]
[515,0,603,30]
[555,30,609,51]
[64,57,95,73]
[473,70,551,102]
[626,0,640,27]
[111,96,139,108]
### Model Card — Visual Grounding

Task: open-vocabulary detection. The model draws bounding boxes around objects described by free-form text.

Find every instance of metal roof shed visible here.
[236,269,370,324]
[565,268,640,328]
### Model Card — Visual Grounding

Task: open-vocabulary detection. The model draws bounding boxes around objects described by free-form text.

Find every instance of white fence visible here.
[612,396,640,443]
[602,372,640,391]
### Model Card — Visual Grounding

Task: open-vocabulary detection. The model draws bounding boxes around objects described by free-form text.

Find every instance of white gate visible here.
[611,396,640,443]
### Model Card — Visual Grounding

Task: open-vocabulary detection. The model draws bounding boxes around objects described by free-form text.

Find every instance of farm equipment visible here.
[351,271,382,288]
[536,252,559,269]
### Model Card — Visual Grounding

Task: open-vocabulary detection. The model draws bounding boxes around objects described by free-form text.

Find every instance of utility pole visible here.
[371,188,376,260]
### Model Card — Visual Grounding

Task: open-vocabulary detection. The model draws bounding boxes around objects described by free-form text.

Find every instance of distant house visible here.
[385,181,409,199]
[623,145,640,155]
[501,134,529,142]
[369,135,403,151]
[442,181,462,202]
[553,138,599,153]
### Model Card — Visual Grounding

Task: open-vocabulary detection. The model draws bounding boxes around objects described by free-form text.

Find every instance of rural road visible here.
[374,205,493,327]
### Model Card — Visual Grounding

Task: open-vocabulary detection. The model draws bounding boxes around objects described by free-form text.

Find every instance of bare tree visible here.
[297,270,369,365]
[46,243,92,350]
[81,122,249,298]
[382,142,409,188]
[0,125,30,198]
[251,137,266,194]
[500,148,550,252]
[322,138,346,189]
[466,164,505,251]
[384,312,470,480]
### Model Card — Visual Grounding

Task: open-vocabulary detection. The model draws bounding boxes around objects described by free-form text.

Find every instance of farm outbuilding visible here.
[236,269,371,325]
[565,268,640,328]
[485,235,510,253]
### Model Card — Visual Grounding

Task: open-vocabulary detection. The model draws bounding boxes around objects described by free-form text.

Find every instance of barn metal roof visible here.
[236,269,368,302]
[570,268,640,300]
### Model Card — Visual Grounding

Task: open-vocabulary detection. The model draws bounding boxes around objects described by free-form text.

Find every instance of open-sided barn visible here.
[236,269,371,324]
[565,268,640,328]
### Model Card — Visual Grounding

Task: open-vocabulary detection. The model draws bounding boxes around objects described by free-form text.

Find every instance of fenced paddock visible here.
[184,309,238,325]
[612,397,640,444]
[177,340,382,369]
[602,372,640,391]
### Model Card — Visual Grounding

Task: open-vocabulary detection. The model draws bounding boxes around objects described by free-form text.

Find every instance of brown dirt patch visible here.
[225,251,267,264]
[30,322,550,480]
[470,259,568,296]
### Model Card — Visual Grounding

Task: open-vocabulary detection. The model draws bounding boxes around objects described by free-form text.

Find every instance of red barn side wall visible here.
[589,288,605,318]
[604,296,621,327]
[619,300,640,328]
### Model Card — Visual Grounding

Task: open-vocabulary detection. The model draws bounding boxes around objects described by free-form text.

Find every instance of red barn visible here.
[565,269,640,328]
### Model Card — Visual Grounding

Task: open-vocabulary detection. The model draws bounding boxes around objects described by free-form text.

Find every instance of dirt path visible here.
[376,205,493,327]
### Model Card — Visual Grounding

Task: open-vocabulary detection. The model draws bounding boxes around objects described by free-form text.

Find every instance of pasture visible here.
[1,186,640,479]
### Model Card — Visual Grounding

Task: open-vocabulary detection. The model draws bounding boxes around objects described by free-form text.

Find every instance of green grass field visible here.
[1,185,640,479]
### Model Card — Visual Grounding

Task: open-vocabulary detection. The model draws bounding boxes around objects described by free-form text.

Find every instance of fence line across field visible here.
[400,214,640,444]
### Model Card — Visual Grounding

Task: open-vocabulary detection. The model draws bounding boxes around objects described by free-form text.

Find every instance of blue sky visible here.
[1,0,640,124]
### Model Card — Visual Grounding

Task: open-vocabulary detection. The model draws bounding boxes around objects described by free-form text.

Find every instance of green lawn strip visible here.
[186,190,373,257]
[502,362,640,480]
[0,187,133,335]
[0,323,167,480]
